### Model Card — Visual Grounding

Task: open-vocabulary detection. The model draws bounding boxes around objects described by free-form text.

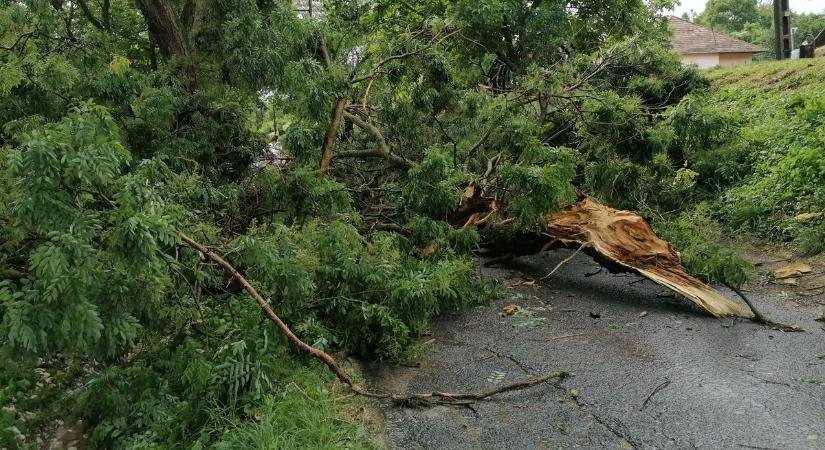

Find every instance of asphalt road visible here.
[366,250,825,450]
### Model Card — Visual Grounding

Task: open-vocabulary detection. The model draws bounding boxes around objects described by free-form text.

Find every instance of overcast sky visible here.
[666,0,825,16]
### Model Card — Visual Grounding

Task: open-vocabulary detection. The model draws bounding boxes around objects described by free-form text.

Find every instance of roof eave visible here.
[677,49,766,54]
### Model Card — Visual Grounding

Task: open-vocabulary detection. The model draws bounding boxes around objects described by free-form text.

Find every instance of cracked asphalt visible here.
[365,250,825,449]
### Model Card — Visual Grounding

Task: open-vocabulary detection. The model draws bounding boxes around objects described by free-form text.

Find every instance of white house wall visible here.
[680,52,754,69]
[718,52,754,67]
[680,53,720,69]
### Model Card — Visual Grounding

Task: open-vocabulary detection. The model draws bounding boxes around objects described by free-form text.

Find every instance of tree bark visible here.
[136,0,198,91]
[317,98,348,180]
[181,0,205,34]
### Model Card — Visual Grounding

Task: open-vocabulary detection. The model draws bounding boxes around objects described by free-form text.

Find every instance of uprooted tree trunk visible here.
[459,194,801,328]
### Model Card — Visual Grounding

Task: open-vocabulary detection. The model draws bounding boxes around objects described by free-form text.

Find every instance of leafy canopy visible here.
[0,0,722,447]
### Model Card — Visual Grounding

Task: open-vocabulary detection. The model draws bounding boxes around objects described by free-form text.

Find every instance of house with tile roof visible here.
[668,16,766,69]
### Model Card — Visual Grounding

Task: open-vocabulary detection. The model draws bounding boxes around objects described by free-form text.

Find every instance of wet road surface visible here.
[366,250,825,449]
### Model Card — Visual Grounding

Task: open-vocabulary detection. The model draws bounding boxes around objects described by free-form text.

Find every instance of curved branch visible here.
[723,282,802,332]
[177,231,567,406]
[335,148,414,169]
[343,112,415,169]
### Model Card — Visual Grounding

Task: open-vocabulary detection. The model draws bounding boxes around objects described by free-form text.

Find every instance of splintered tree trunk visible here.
[542,199,748,317]
[458,194,750,318]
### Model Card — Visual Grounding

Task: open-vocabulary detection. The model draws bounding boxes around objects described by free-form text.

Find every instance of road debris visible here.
[640,378,671,410]
[509,278,537,288]
[773,262,812,283]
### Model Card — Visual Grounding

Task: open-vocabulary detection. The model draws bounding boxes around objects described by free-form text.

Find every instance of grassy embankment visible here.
[698,58,825,255]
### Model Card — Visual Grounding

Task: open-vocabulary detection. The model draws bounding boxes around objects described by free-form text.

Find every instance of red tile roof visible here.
[668,16,767,54]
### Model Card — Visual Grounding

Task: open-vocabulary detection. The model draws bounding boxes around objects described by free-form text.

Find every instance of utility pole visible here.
[773,0,792,59]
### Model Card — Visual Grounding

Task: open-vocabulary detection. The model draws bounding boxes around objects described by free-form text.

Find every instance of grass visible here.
[213,365,379,450]
[707,57,825,93]
[697,57,825,254]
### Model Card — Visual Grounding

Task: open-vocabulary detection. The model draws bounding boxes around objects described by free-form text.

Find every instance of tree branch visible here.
[343,112,415,169]
[181,0,205,34]
[316,31,332,67]
[463,128,493,174]
[136,0,197,91]
[102,0,111,31]
[350,30,458,84]
[335,148,413,169]
[75,0,105,31]
[723,282,802,332]
[317,98,349,180]
[177,231,567,406]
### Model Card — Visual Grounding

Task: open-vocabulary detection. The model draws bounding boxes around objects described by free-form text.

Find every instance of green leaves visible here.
[230,218,488,360]
[498,146,577,232]
[0,104,180,358]
[404,146,466,218]
[655,205,752,286]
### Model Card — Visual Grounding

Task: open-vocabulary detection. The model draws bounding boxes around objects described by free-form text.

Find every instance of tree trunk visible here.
[136,0,198,91]
[317,98,349,180]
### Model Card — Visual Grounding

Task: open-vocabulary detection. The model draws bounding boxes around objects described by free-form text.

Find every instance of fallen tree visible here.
[455,194,801,329]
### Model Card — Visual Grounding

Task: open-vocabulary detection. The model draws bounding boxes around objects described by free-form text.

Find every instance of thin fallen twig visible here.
[753,257,792,267]
[724,282,802,332]
[541,242,591,280]
[738,443,781,450]
[178,231,567,406]
[525,332,586,342]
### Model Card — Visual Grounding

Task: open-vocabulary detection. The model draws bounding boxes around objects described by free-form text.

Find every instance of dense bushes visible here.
[589,57,825,261]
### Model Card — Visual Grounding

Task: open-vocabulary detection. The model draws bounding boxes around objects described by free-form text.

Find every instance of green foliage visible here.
[702,59,825,250]
[1,104,176,359]
[655,205,752,286]
[404,147,467,218]
[0,0,734,447]
[498,146,576,231]
[234,220,492,359]
[212,368,376,450]
[695,0,762,33]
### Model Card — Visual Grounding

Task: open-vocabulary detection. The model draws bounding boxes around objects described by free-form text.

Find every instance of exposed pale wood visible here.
[543,198,749,317]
